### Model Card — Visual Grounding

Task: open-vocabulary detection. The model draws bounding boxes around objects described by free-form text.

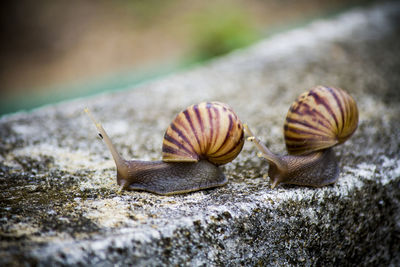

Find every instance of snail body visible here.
[116,160,226,195]
[245,86,358,189]
[85,101,244,195]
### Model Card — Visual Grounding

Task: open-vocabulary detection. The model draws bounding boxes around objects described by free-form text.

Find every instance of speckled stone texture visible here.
[1,2,400,266]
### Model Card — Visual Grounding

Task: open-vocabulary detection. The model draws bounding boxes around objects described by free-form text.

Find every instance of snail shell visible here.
[284,86,359,155]
[162,101,245,165]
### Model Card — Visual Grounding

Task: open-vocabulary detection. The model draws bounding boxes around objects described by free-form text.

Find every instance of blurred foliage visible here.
[0,0,374,115]
[116,0,177,25]
[189,4,259,61]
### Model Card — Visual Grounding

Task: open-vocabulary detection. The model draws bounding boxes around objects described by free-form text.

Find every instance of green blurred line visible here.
[0,60,190,116]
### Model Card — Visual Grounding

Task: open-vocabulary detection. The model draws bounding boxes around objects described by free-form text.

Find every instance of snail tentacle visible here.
[244,124,288,176]
[85,108,130,179]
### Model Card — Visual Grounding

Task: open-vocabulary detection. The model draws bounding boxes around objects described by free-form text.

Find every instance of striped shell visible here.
[162,101,244,165]
[284,86,358,155]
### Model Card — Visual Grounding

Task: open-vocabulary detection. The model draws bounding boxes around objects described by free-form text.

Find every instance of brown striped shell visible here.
[284,86,358,155]
[162,101,245,165]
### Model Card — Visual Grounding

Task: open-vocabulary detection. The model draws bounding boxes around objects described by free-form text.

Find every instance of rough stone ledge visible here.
[1,1,400,266]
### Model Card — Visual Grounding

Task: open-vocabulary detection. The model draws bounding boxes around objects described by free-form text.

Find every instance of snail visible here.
[245,86,358,189]
[85,101,244,195]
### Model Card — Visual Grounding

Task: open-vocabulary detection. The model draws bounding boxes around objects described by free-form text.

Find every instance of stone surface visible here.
[1,2,400,266]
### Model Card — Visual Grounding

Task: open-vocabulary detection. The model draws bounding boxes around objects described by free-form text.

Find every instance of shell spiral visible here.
[284,86,358,155]
[162,101,245,165]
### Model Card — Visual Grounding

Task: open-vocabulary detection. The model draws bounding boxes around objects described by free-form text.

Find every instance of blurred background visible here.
[0,0,373,115]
